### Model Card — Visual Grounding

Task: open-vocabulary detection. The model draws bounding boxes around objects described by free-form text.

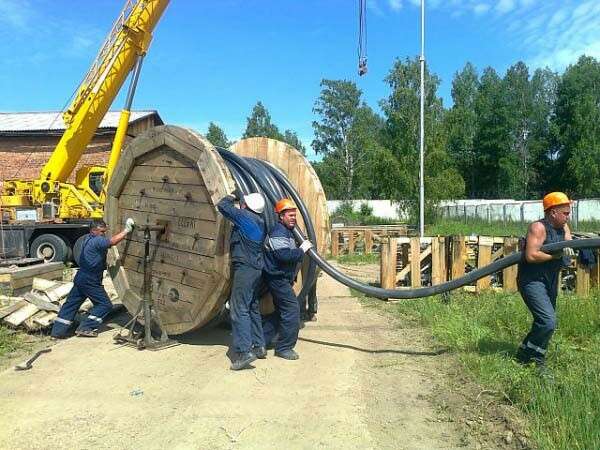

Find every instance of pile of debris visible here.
[0,274,118,332]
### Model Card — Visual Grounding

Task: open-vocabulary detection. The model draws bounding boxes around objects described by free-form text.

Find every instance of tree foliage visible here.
[206,122,230,148]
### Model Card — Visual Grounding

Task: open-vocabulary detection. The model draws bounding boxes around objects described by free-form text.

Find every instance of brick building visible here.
[0,110,163,184]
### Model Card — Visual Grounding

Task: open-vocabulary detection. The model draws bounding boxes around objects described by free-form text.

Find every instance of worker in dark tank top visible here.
[516,192,575,369]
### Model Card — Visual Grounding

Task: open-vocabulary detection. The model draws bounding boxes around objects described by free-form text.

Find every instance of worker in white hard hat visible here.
[217,191,267,370]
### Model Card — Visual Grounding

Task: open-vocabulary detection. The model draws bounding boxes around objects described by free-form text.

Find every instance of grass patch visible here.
[384,289,600,450]
[427,218,600,237]
[0,325,26,358]
[337,253,380,265]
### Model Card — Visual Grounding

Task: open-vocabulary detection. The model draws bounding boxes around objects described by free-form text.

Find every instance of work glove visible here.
[125,218,135,234]
[299,240,313,253]
[552,247,575,260]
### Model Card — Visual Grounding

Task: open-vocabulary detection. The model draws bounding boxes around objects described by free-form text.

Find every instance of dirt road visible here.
[0,271,516,449]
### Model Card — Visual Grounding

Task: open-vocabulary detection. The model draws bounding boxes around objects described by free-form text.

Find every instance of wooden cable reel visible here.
[105,126,329,335]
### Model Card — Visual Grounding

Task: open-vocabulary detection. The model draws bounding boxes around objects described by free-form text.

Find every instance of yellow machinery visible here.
[1,0,169,221]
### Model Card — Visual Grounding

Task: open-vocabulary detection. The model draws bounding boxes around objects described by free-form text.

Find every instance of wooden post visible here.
[364,230,373,255]
[476,237,494,292]
[502,237,519,293]
[451,236,466,280]
[380,238,398,290]
[410,237,421,288]
[331,230,340,257]
[348,231,356,255]
[591,249,600,288]
[576,259,591,297]
[431,237,446,285]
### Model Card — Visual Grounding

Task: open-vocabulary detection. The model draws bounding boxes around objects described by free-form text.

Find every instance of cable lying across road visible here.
[218,148,600,301]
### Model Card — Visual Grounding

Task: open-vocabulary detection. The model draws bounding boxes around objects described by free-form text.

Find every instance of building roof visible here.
[0,110,163,136]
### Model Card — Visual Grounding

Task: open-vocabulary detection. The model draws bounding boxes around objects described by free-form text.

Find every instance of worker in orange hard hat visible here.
[516,191,574,370]
[262,198,313,360]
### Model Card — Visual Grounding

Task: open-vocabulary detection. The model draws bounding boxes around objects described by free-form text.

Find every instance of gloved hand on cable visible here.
[552,246,575,260]
[125,218,135,234]
[299,240,313,253]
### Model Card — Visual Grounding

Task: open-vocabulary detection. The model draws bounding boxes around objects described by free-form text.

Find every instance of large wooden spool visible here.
[105,126,329,335]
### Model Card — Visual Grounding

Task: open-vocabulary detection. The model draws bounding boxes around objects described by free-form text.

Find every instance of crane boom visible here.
[39,0,169,184]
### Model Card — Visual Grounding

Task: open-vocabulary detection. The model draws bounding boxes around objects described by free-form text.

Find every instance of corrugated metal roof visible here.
[0,110,161,133]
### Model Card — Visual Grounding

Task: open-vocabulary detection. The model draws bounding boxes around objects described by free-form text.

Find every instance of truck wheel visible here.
[30,234,69,263]
[73,234,88,266]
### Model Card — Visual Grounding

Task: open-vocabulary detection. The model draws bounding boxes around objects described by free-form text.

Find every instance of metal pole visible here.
[419,0,425,236]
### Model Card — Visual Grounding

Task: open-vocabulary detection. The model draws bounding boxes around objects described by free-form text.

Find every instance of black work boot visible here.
[230,352,257,371]
[516,346,533,365]
[252,345,267,359]
[274,349,299,360]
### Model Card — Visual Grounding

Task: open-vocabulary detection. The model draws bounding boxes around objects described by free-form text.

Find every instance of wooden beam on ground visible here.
[380,238,398,291]
[502,238,519,293]
[476,236,494,292]
[3,303,40,327]
[0,300,28,319]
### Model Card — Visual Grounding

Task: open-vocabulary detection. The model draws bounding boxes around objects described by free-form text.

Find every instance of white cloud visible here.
[524,0,600,70]
[473,3,491,16]
[389,0,403,11]
[496,0,516,15]
[0,0,31,29]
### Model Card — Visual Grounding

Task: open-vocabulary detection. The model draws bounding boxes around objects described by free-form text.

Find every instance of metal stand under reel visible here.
[114,224,178,350]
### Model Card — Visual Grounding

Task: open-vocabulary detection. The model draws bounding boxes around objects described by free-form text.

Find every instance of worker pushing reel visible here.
[114,222,178,350]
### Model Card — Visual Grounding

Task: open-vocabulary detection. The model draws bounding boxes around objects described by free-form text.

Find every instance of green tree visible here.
[553,56,600,196]
[312,79,380,200]
[242,101,281,139]
[445,62,479,196]
[380,57,464,220]
[473,67,510,197]
[281,129,306,155]
[205,122,230,148]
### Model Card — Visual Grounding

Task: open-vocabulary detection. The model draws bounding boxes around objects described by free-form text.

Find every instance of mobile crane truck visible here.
[0,0,169,263]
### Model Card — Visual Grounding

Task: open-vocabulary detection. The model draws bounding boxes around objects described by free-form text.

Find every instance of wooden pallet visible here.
[0,262,65,295]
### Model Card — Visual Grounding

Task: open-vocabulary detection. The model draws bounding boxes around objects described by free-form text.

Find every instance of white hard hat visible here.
[243,193,265,214]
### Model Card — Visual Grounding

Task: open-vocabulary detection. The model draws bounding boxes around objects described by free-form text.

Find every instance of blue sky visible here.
[1,0,600,160]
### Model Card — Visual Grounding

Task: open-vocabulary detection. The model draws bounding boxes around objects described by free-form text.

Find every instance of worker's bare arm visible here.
[525,222,554,264]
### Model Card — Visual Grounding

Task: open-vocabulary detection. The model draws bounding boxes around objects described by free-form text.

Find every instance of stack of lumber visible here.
[0,278,74,332]
[0,273,120,332]
[0,261,65,295]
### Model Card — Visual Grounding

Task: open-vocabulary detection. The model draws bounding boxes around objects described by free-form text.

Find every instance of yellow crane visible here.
[1,0,169,221]
[0,0,169,262]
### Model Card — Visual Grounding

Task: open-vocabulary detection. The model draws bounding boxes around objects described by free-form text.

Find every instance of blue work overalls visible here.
[217,197,266,354]
[262,222,305,353]
[517,219,566,362]
[51,234,113,337]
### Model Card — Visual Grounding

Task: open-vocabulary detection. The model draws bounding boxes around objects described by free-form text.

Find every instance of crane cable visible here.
[358,0,368,76]
[217,148,600,303]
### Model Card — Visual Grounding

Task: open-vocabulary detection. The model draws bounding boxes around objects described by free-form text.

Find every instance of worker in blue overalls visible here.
[263,198,313,361]
[516,192,574,368]
[51,218,134,338]
[217,192,267,371]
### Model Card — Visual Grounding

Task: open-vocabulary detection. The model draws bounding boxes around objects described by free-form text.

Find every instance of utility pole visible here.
[419,0,426,237]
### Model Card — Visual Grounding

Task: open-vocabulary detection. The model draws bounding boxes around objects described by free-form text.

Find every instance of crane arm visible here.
[39,0,169,184]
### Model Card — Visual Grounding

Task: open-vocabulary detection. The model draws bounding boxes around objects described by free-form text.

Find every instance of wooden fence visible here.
[379,235,600,298]
[330,225,409,257]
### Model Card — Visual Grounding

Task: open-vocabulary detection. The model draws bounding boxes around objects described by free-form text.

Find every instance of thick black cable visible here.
[217,149,319,303]
[217,148,600,301]
[261,157,600,299]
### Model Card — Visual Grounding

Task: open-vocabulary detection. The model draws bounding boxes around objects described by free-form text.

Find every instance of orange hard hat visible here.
[274,198,297,214]
[543,192,571,211]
